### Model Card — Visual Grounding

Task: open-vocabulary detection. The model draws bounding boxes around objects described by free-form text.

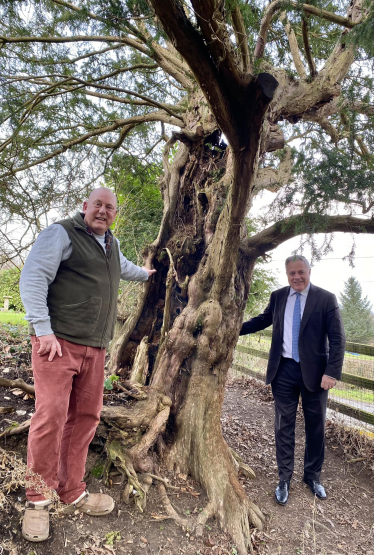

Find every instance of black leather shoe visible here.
[275,480,290,505]
[303,478,327,499]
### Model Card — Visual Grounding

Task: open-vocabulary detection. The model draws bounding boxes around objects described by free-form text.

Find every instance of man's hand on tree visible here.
[320,375,336,390]
[37,334,62,361]
[142,266,157,279]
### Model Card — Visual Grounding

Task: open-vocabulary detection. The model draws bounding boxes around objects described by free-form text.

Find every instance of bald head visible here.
[87,187,117,208]
[83,187,118,235]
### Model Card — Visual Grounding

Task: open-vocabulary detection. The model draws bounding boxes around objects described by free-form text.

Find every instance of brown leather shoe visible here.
[62,491,114,516]
[22,501,51,542]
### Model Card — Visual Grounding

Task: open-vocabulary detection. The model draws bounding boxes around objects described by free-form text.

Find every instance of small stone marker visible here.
[3,296,12,311]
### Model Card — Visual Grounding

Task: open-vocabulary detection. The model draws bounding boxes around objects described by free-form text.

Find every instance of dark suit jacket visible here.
[240,284,346,392]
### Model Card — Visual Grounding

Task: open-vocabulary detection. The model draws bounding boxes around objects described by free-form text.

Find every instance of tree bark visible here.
[104,86,271,551]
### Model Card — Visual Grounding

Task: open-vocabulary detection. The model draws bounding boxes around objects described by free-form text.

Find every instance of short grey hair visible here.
[285,255,310,269]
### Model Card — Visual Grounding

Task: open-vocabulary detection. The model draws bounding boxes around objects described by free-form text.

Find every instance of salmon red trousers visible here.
[27,337,105,504]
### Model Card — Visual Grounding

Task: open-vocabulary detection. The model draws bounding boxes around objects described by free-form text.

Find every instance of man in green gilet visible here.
[19,187,155,542]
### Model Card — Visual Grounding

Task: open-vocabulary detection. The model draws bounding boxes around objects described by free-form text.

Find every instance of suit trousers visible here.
[271,357,328,482]
[27,337,105,504]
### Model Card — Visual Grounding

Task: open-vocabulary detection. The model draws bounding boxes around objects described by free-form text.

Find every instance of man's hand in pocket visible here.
[37,334,62,361]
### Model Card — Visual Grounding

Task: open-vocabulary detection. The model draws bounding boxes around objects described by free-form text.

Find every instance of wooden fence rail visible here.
[247,329,374,357]
[235,345,374,391]
[233,337,374,427]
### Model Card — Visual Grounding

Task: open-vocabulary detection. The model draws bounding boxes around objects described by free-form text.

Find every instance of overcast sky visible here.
[250,191,374,308]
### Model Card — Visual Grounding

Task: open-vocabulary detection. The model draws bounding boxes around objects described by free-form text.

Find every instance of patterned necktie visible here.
[292,292,301,362]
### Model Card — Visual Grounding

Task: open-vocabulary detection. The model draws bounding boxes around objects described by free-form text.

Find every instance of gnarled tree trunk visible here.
[105,92,269,552]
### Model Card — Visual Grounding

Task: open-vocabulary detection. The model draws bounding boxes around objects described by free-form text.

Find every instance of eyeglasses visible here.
[92,200,116,212]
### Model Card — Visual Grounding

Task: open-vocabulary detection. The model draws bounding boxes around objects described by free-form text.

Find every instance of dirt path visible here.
[223,379,374,555]
[1,372,373,555]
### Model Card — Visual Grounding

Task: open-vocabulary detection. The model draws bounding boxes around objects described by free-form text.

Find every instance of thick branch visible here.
[280,12,307,79]
[302,18,317,78]
[274,0,363,126]
[303,98,374,124]
[244,214,374,256]
[254,148,293,193]
[149,0,246,148]
[255,0,359,59]
[0,112,182,178]
[0,35,150,54]
[51,0,194,89]
[231,5,252,73]
[190,0,243,85]
[301,112,341,143]
[134,25,195,90]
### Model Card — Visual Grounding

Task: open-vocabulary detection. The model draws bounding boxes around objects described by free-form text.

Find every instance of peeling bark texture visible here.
[255,147,293,193]
[129,337,149,385]
[280,12,307,79]
[106,86,267,550]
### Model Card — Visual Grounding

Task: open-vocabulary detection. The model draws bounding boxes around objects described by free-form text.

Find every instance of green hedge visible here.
[0,267,24,312]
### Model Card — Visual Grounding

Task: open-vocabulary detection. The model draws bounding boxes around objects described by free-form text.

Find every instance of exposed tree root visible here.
[164,364,266,555]
[230,448,256,480]
[0,377,35,395]
[100,386,173,513]
[144,473,180,490]
[0,407,14,414]
[157,482,189,528]
[115,381,147,400]
[106,440,147,512]
[167,440,265,555]
[0,418,31,439]
[129,403,171,469]
[129,337,149,385]
[195,501,215,536]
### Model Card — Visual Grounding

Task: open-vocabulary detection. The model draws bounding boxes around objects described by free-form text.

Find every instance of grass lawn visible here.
[329,388,374,404]
[0,311,27,327]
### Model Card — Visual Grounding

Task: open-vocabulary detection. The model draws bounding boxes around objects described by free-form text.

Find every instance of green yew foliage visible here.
[108,155,163,265]
[0,0,373,263]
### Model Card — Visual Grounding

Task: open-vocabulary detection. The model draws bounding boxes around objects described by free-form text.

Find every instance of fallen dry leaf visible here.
[151,512,168,520]
[204,536,216,547]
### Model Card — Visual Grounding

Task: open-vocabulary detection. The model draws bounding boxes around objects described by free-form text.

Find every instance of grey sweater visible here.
[20,224,149,337]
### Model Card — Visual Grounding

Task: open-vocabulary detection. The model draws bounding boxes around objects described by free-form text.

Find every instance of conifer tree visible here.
[340,277,374,343]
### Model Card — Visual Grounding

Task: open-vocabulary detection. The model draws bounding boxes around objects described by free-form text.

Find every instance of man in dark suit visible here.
[240,255,345,504]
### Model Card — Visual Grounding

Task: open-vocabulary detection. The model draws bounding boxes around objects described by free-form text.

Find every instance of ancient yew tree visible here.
[1,0,374,552]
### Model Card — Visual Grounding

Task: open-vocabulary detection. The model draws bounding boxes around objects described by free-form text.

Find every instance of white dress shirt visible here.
[282,282,311,359]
